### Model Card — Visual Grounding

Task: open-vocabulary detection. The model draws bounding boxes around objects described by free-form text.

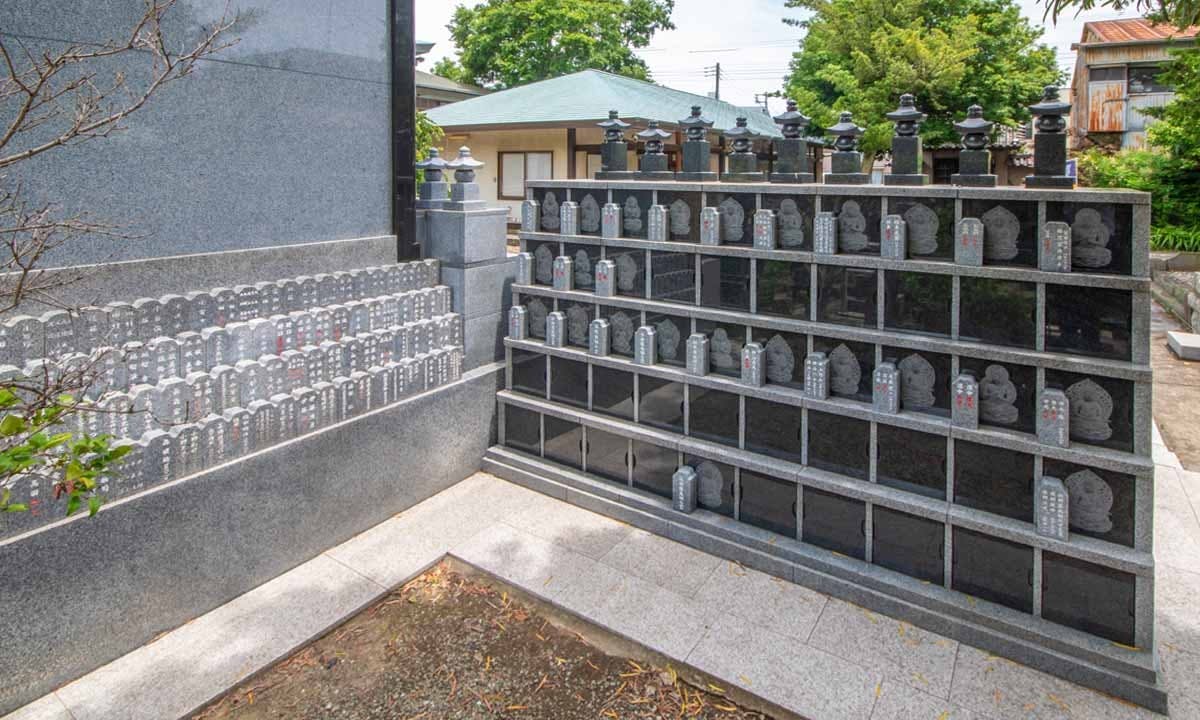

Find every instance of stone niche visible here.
[503,179,1158,711]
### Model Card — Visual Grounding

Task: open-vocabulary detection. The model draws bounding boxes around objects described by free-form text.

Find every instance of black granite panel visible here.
[817,266,878,328]
[632,440,677,498]
[741,471,798,537]
[827,195,881,255]
[883,345,951,417]
[954,441,1034,523]
[889,196,954,260]
[1042,460,1136,548]
[565,243,602,291]
[807,410,870,481]
[549,356,588,409]
[812,336,875,401]
[873,506,945,584]
[1046,202,1133,276]
[638,374,684,433]
[696,256,751,312]
[744,397,803,463]
[511,348,546,398]
[521,295,553,340]
[1044,285,1131,362]
[686,455,736,517]
[802,487,866,559]
[689,385,740,447]
[876,425,947,499]
[543,415,583,469]
[650,251,695,304]
[657,190,702,243]
[572,191,605,237]
[957,358,1037,434]
[952,528,1034,614]
[884,271,952,337]
[613,189,653,239]
[563,301,594,348]
[1044,370,1135,454]
[696,319,747,378]
[760,194,815,251]
[962,199,1037,268]
[586,427,630,485]
[592,366,635,420]
[644,309,690,367]
[609,249,647,299]
[756,260,810,319]
[959,278,1037,350]
[1042,552,1136,645]
[525,238,560,287]
[706,192,755,246]
[504,404,540,454]
[600,305,640,358]
[754,329,806,388]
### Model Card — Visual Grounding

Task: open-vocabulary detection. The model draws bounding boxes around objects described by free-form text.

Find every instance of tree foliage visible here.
[1078,48,1200,250]
[782,0,1062,157]
[1038,0,1200,30]
[434,0,675,89]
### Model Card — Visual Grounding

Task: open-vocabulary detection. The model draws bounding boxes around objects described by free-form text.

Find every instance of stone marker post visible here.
[951,105,997,187]
[673,466,698,513]
[883,94,926,186]
[770,100,814,183]
[636,121,675,181]
[824,112,868,185]
[1024,86,1074,189]
[596,110,635,180]
[677,106,718,182]
[722,117,765,183]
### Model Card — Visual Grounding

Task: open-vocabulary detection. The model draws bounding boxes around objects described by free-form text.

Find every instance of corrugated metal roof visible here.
[1082,18,1198,44]
[424,69,783,137]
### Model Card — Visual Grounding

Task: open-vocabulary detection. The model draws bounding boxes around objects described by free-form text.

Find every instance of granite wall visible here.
[0,0,391,266]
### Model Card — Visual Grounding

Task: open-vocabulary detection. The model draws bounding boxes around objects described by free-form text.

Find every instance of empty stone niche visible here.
[636,374,684,434]
[741,470,798,537]
[802,486,865,558]
[744,397,803,464]
[510,347,547,398]
[1046,202,1133,275]
[953,440,1035,523]
[591,365,635,420]
[816,266,878,328]
[543,415,583,469]
[705,192,755,246]
[1044,285,1132,362]
[807,409,870,481]
[958,277,1038,349]
[755,260,811,320]
[687,385,740,447]
[825,195,881,255]
[585,427,631,485]
[888,195,954,260]
[656,190,702,243]
[698,255,751,312]
[648,251,694,303]
[549,355,588,409]
[883,271,952,337]
[631,440,678,497]
[962,198,1038,267]
[875,424,948,499]
[872,506,946,584]
[760,193,816,251]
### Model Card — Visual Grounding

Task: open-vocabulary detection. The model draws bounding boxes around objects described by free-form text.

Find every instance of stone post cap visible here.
[954,104,994,149]
[773,100,811,139]
[826,111,864,151]
[885,94,925,136]
[415,147,449,177]
[1028,86,1070,133]
[679,105,714,141]
[447,146,484,183]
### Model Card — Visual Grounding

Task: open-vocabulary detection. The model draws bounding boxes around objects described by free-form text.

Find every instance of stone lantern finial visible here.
[446,146,485,206]
[952,104,997,187]
[415,147,451,207]
[1025,86,1074,188]
[596,110,635,179]
[770,99,814,183]
[825,111,868,184]
[636,121,674,180]
[884,94,927,186]
[722,116,764,182]
[677,106,717,181]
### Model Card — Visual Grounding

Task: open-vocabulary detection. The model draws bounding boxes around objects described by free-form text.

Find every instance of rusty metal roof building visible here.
[1077,18,1198,45]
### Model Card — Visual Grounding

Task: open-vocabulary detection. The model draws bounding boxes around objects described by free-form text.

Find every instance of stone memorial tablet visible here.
[508,306,528,341]
[212,288,238,327]
[813,212,837,255]
[272,315,295,354]
[686,333,709,376]
[634,325,657,365]
[293,387,318,434]
[210,364,239,411]
[41,310,75,356]
[602,202,621,239]
[593,259,616,298]
[127,384,156,440]
[156,376,189,425]
[123,341,155,386]
[672,466,698,514]
[203,326,233,367]
[133,297,164,341]
[700,207,720,245]
[316,273,338,305]
[347,301,370,336]
[516,252,534,286]
[753,209,776,250]
[311,380,337,426]
[171,424,202,478]
[560,200,580,236]
[956,217,984,266]
[184,292,217,332]
[73,306,109,349]
[311,308,333,345]
[106,302,137,346]
[224,407,254,457]
[545,311,566,347]
[274,392,299,437]
[255,282,283,318]
[178,332,206,375]
[805,351,830,399]
[281,350,306,392]
[1037,388,1070,448]
[521,200,539,233]
[226,322,254,363]
[233,285,259,322]
[873,361,901,414]
[360,333,380,370]
[142,429,177,486]
[149,336,180,381]
[198,414,231,469]
[552,256,574,291]
[646,204,667,242]
[186,371,216,421]
[1036,475,1070,541]
[234,359,266,405]
[952,372,979,429]
[741,342,765,386]
[249,399,279,448]
[1041,221,1072,273]
[250,318,277,358]
[329,305,350,341]
[882,214,907,260]
[588,318,611,356]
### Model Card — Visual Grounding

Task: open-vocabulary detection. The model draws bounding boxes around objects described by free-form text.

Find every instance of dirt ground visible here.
[190,561,779,720]
[1150,300,1200,470]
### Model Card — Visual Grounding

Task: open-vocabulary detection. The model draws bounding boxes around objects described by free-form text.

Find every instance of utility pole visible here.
[704,63,721,100]
[754,93,771,113]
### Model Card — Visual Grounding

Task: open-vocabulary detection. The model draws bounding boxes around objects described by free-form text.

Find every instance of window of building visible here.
[1089,66,1124,83]
[498,151,554,199]
[1128,65,1171,94]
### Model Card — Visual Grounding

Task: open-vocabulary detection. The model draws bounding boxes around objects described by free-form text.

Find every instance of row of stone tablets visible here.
[0,262,443,367]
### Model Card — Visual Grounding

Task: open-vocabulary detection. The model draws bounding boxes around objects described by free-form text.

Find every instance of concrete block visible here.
[424,208,508,266]
[440,257,515,320]
[1168,331,1200,361]
[464,311,505,370]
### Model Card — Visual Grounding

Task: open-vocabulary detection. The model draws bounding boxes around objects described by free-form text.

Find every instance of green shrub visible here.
[1151,225,1200,253]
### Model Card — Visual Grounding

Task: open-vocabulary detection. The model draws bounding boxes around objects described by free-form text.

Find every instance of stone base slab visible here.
[883,174,927,186]
[1168,331,1200,361]
[824,173,871,185]
[951,173,997,187]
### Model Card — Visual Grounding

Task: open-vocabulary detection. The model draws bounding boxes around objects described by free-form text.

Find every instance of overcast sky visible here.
[416,0,1141,114]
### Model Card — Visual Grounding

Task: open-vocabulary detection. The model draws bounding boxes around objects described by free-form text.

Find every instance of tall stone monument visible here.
[883,94,926,186]
[951,104,997,187]
[824,112,868,184]
[770,100,814,183]
[677,105,717,182]
[1024,86,1074,189]
[636,121,675,181]
[596,110,635,180]
[722,117,764,183]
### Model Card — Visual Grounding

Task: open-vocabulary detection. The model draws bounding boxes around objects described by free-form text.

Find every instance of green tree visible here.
[1038,0,1199,30]
[435,0,675,89]
[782,0,1061,158]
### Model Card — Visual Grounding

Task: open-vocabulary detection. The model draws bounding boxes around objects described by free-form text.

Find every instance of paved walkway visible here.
[10,455,1200,720]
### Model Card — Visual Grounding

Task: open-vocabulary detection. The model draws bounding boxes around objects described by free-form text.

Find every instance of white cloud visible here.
[417,0,1144,114]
